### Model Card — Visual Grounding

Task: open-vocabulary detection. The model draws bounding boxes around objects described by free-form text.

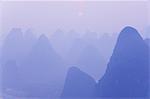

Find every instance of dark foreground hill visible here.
[61,67,96,98]
[96,26,149,98]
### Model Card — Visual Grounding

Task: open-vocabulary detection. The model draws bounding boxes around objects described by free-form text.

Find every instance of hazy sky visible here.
[0,0,150,38]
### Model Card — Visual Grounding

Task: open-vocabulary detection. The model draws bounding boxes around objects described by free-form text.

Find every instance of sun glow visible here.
[77,1,86,17]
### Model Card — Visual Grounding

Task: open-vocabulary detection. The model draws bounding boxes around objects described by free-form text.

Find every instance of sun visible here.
[77,1,86,17]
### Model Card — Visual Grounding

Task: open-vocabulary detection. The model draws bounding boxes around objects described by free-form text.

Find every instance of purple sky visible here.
[0,0,150,38]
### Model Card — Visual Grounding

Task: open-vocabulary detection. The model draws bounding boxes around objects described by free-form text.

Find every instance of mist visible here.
[0,0,150,99]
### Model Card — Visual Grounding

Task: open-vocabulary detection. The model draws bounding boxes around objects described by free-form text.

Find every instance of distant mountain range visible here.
[0,26,149,98]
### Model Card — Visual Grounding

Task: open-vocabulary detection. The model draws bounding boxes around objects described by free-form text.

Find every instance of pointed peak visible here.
[52,29,65,38]
[54,29,64,35]
[6,28,23,41]
[35,34,52,49]
[38,34,49,42]
[122,26,136,31]
[119,26,141,37]
[120,26,138,34]
[24,28,33,35]
[24,29,35,38]
[55,29,63,33]
[67,66,95,81]
[68,66,81,73]
[10,28,22,33]
[118,26,143,41]
[67,66,96,82]
[8,28,23,37]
